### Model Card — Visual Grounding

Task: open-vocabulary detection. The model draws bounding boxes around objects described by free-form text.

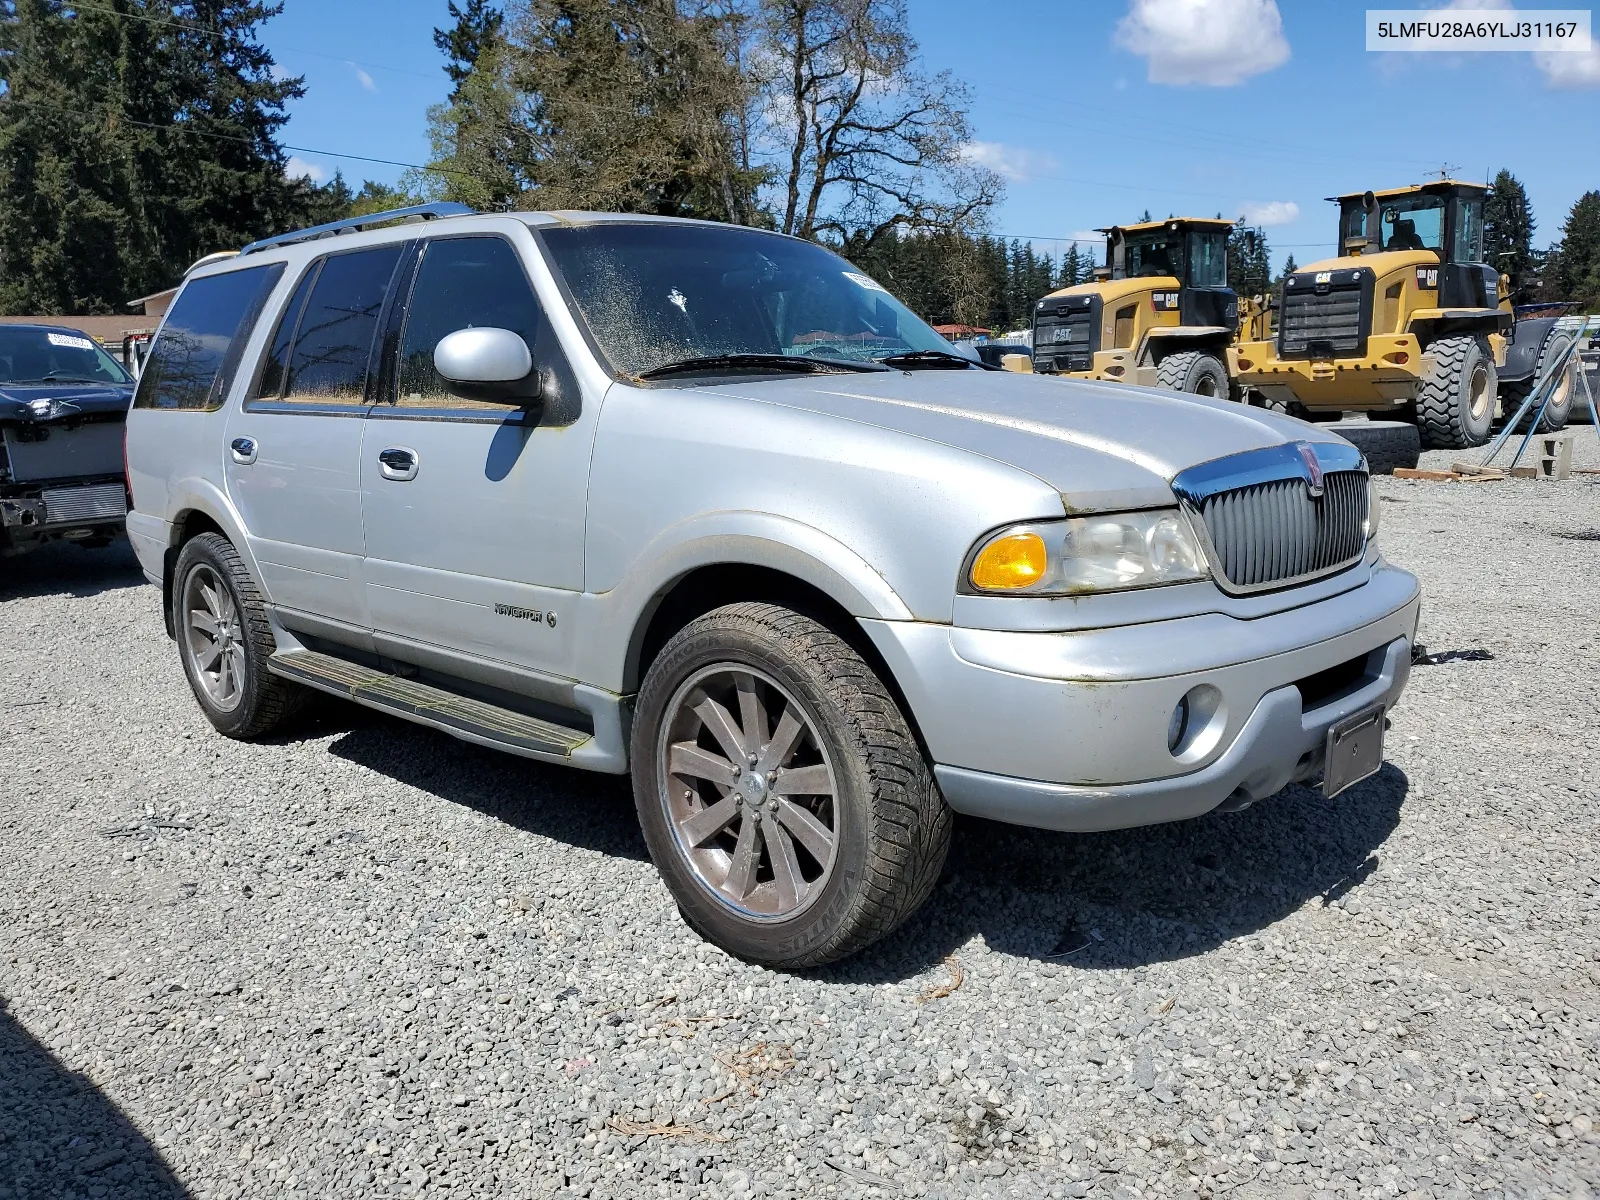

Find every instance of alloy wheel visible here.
[657,665,839,920]
[182,564,246,711]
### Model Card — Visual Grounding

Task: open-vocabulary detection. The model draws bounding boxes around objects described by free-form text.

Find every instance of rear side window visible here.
[133,263,284,410]
[254,265,318,400]
[280,245,404,406]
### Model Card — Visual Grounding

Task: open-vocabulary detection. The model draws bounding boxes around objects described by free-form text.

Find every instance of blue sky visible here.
[264,1,1600,272]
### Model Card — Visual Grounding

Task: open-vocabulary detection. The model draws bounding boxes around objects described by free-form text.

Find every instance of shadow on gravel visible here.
[319,707,649,862]
[823,764,1410,985]
[0,1001,188,1198]
[0,537,145,602]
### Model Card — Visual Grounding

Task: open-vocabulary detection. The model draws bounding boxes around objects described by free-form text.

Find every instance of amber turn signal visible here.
[970,532,1048,590]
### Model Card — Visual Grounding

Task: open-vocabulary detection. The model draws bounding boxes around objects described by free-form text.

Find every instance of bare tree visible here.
[754,0,1001,248]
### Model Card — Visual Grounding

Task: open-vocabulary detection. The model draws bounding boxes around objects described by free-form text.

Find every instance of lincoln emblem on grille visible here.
[1296,442,1325,498]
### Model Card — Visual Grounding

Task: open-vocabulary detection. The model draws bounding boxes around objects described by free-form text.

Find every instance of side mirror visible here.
[433,327,539,403]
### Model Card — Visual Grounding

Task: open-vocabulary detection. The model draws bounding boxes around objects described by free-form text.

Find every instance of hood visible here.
[700,369,1348,511]
[0,382,135,424]
[1298,248,1438,276]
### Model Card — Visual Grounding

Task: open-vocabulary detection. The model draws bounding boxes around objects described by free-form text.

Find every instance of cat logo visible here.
[1314,272,1332,284]
[1414,267,1439,289]
[1152,291,1180,311]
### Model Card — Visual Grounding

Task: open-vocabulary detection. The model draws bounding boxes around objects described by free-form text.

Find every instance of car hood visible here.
[703,369,1348,511]
[0,382,135,424]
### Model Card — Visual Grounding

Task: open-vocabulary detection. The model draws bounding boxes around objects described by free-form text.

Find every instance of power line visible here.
[4,95,463,179]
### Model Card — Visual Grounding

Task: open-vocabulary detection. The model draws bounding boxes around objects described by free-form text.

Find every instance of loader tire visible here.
[1416,335,1496,449]
[1499,327,1576,433]
[1155,351,1228,398]
[1326,419,1421,475]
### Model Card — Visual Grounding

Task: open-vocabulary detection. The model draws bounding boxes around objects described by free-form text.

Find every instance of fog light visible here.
[1167,696,1190,752]
[1167,684,1226,761]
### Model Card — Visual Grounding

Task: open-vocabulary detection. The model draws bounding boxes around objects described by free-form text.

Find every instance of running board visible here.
[267,648,591,761]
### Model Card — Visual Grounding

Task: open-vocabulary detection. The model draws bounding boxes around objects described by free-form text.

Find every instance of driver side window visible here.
[394,237,546,411]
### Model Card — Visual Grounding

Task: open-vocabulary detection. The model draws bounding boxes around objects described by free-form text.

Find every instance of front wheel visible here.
[1416,334,1496,448]
[631,603,951,968]
[1155,350,1228,398]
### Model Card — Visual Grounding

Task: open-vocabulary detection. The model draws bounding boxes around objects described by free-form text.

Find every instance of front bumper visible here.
[1229,336,1431,408]
[860,562,1420,833]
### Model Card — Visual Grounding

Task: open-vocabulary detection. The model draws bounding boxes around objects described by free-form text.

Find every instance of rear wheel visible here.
[631,602,950,968]
[1500,328,1577,432]
[1416,334,1496,448]
[172,533,304,738]
[1155,350,1228,398]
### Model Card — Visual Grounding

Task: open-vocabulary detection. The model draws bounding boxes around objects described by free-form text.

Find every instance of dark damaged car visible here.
[0,324,134,557]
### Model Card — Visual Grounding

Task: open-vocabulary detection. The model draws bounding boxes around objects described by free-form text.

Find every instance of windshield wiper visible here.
[637,353,883,380]
[876,349,989,371]
[37,374,109,384]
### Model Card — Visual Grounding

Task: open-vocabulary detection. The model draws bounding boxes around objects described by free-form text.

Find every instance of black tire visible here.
[1325,419,1421,475]
[1155,350,1228,398]
[1499,328,1576,432]
[631,602,951,968]
[1416,334,1496,449]
[171,532,305,738]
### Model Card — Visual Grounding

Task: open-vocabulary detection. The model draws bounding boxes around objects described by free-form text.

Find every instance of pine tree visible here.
[1060,243,1081,289]
[0,0,308,314]
[1483,168,1537,304]
[1277,252,1297,287]
[1551,191,1600,310]
[1226,225,1271,297]
[433,0,504,101]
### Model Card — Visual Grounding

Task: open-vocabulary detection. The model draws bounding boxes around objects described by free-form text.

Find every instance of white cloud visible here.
[1238,199,1299,226]
[1535,45,1600,87]
[351,63,378,93]
[959,141,1061,184]
[284,156,328,183]
[1115,0,1290,86]
[1428,0,1600,88]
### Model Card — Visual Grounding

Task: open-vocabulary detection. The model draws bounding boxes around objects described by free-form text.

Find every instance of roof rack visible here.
[238,202,476,256]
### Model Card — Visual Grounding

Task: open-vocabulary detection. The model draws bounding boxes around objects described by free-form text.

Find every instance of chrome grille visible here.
[41,483,127,525]
[1194,469,1367,592]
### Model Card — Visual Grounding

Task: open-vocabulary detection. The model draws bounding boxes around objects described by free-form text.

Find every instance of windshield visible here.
[1123,231,1181,279]
[1378,195,1445,252]
[537,223,954,377]
[0,326,132,386]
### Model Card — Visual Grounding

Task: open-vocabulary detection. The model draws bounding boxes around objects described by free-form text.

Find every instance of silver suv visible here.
[124,204,1419,966]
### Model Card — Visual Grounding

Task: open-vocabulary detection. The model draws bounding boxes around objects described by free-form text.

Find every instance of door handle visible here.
[230,436,257,465]
[377,446,419,481]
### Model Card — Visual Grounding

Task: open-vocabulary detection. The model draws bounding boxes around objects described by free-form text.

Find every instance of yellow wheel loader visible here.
[1229,180,1582,449]
[1029,218,1241,397]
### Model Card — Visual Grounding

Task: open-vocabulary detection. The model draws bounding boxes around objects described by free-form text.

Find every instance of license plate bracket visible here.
[1322,704,1385,798]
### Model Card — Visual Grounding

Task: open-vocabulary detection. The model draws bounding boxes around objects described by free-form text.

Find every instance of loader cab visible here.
[1105,218,1237,329]
[1332,181,1496,309]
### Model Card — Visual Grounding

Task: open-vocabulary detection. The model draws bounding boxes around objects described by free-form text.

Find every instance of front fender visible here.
[571,511,915,693]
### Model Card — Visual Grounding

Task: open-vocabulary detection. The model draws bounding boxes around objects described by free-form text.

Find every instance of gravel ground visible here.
[3,429,1599,1200]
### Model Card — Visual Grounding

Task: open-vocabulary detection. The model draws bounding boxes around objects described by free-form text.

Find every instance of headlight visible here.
[1365,478,1380,541]
[966,510,1209,595]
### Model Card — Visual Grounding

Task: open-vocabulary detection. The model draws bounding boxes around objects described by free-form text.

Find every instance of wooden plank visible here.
[1393,468,1458,481]
[1450,461,1506,477]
